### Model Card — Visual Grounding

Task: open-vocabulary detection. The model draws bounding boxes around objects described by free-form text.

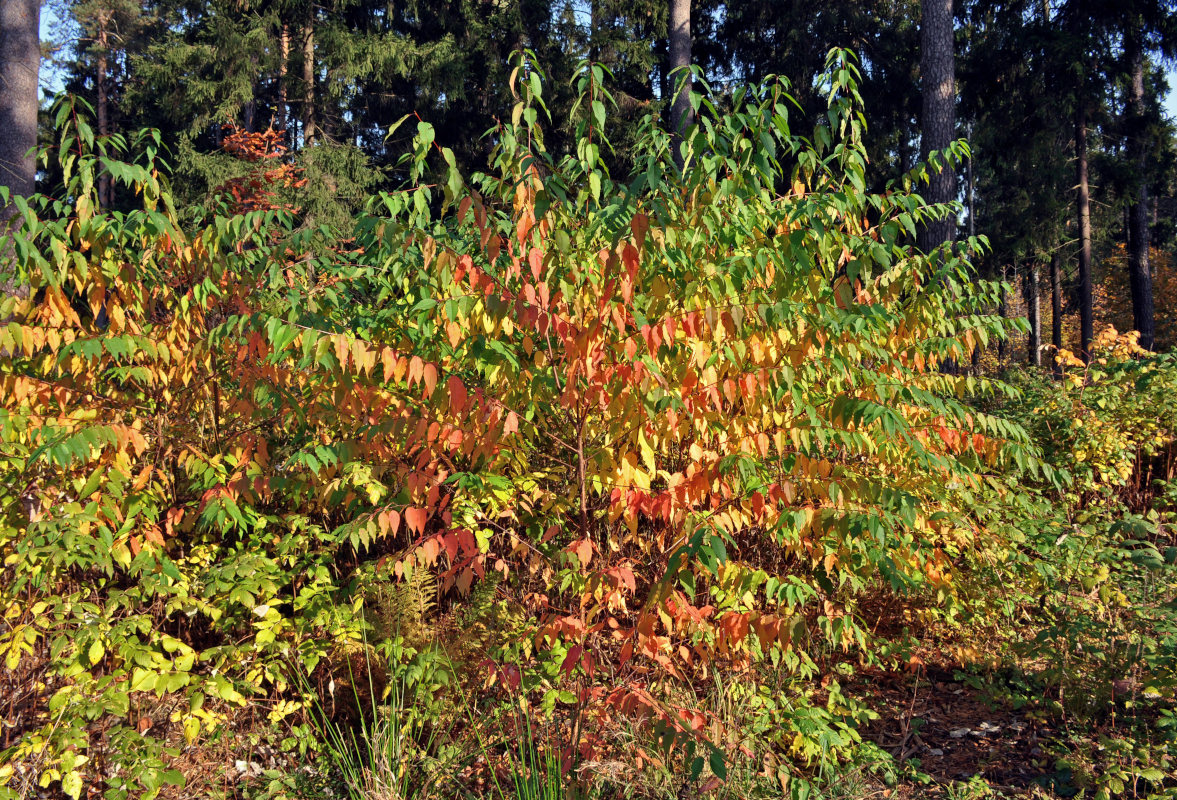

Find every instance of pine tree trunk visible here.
[1051,249,1063,378]
[966,125,975,239]
[1027,262,1041,366]
[278,22,289,138]
[0,0,40,220]
[917,0,956,253]
[244,56,257,132]
[302,11,316,147]
[967,125,982,374]
[900,117,911,175]
[1075,100,1094,361]
[998,264,1009,363]
[1126,24,1154,349]
[657,36,670,109]
[0,0,40,304]
[97,13,113,209]
[669,0,692,170]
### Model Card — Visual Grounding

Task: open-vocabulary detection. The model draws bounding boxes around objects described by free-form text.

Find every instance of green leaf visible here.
[416,121,435,149]
[61,771,83,800]
[708,747,727,780]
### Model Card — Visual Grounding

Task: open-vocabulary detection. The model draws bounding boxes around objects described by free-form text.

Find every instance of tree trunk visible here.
[278,22,289,138]
[900,117,912,175]
[1051,248,1063,378]
[966,125,975,239]
[302,11,316,147]
[0,0,39,309]
[1026,262,1041,366]
[96,12,113,209]
[967,125,982,374]
[656,36,670,110]
[1125,23,1154,349]
[1075,100,1094,361]
[998,264,1009,363]
[669,0,692,170]
[917,0,956,253]
[0,0,40,223]
[244,58,257,132]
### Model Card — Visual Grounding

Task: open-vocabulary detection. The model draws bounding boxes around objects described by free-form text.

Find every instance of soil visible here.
[851,663,1073,797]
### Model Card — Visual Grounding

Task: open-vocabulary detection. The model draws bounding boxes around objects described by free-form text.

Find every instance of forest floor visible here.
[856,663,1064,797]
[848,656,1159,800]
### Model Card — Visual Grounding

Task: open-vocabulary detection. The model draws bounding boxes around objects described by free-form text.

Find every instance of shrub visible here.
[0,53,1034,796]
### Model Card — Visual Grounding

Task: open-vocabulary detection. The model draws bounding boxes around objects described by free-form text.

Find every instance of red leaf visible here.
[447,375,467,414]
[617,565,636,593]
[561,645,583,677]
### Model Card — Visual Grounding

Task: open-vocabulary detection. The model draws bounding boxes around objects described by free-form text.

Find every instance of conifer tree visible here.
[918,0,956,252]
[0,0,40,220]
[0,0,38,305]
[61,0,149,207]
[668,0,691,169]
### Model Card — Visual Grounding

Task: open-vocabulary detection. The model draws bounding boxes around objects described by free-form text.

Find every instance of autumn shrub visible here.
[0,54,1038,798]
[944,330,1177,798]
[1017,330,1177,502]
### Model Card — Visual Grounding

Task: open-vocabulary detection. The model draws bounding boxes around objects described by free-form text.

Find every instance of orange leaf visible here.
[382,348,396,382]
[381,508,401,535]
[570,539,593,568]
[405,507,429,535]
[422,363,438,397]
[456,566,474,594]
[420,537,440,565]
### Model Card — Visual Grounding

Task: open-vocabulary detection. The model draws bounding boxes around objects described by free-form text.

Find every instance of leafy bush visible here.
[942,331,1177,798]
[0,53,1036,797]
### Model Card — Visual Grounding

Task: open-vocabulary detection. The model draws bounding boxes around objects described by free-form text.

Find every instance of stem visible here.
[577,411,589,539]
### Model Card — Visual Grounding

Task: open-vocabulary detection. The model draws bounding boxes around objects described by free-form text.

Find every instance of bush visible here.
[0,53,1034,797]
